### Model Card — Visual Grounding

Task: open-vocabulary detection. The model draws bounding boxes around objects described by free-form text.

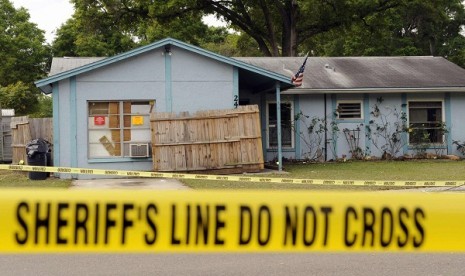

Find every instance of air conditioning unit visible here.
[129,143,150,158]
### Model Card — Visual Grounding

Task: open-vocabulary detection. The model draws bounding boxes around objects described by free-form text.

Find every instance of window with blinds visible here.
[408,101,443,144]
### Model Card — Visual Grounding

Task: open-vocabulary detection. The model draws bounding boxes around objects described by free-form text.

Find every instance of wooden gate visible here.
[11,116,52,164]
[151,105,264,173]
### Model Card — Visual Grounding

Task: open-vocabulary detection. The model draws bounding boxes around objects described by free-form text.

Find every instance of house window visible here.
[88,101,153,158]
[408,101,444,144]
[337,101,363,119]
[267,102,294,148]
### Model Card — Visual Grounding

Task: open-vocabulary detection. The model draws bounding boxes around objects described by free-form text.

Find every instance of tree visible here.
[306,0,465,62]
[53,0,216,57]
[0,0,50,115]
[65,0,401,57]
[0,0,49,86]
[29,94,53,118]
[52,16,136,57]
[0,82,40,115]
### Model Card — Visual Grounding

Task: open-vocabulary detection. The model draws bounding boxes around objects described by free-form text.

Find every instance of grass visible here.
[181,160,465,190]
[0,170,71,188]
[1,160,464,190]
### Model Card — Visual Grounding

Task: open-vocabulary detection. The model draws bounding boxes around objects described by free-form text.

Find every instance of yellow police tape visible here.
[1,164,464,187]
[0,189,464,253]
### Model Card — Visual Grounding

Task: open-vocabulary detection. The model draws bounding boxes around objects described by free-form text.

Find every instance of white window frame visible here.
[336,100,363,120]
[87,100,153,159]
[407,99,445,145]
[266,101,294,149]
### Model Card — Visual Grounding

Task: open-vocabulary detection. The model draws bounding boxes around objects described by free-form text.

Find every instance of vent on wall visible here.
[129,143,150,158]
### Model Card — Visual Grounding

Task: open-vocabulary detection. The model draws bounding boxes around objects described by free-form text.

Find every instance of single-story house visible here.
[35,38,465,179]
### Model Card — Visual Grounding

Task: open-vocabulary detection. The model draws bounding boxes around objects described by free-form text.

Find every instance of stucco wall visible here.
[171,47,233,112]
[55,79,71,170]
[246,91,456,163]
[450,92,465,157]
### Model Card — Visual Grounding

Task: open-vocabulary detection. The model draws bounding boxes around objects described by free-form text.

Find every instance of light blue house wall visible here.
[450,93,465,155]
[251,91,464,162]
[171,48,233,112]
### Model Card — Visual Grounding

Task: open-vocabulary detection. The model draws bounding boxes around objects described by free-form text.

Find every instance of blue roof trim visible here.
[35,38,293,90]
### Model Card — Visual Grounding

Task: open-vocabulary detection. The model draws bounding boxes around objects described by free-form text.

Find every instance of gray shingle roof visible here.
[235,56,465,90]
[49,57,105,76]
[49,56,465,92]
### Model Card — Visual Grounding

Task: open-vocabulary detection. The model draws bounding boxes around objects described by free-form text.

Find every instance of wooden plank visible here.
[151,114,238,122]
[153,139,241,146]
[151,105,263,173]
[10,116,29,129]
[99,136,116,156]
[11,121,31,164]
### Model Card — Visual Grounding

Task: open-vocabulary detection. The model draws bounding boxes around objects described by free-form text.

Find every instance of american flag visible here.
[292,53,308,87]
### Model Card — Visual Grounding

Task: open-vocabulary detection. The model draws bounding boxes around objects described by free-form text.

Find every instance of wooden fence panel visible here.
[151,105,263,173]
[11,117,52,164]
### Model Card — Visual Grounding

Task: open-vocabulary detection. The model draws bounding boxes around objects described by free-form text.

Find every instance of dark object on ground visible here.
[26,138,51,180]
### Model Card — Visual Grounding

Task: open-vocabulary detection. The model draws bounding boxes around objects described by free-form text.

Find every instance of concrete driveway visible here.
[71,178,190,190]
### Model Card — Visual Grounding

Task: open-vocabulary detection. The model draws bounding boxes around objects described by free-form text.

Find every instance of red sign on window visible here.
[94,116,106,126]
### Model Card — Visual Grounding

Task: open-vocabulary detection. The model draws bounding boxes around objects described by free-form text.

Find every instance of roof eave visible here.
[281,87,465,94]
[35,38,293,89]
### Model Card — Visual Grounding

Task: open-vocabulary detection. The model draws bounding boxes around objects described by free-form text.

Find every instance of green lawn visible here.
[181,160,465,190]
[0,170,71,188]
[1,160,464,190]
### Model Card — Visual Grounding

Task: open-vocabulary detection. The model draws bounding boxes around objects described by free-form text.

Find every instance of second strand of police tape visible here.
[2,164,465,187]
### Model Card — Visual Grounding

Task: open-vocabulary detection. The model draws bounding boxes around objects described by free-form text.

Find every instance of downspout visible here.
[324,93,328,161]
[276,81,282,171]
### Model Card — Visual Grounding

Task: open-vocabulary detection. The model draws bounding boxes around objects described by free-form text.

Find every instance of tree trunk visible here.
[429,37,436,56]
[279,0,298,56]
[260,0,279,56]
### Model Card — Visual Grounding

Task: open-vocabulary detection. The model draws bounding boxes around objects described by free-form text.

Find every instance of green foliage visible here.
[56,0,405,57]
[0,81,40,115]
[52,0,465,63]
[29,94,53,118]
[306,0,465,66]
[0,0,49,86]
[0,0,50,116]
[53,0,217,57]
[409,128,431,158]
[409,122,448,157]
[453,140,465,156]
[52,16,136,57]
[0,170,70,188]
[201,32,264,57]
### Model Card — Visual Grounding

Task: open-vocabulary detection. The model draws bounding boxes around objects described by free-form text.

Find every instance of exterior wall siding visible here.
[57,78,71,179]
[171,47,233,112]
[247,92,457,163]
[366,94,403,158]
[450,93,465,156]
[297,94,326,160]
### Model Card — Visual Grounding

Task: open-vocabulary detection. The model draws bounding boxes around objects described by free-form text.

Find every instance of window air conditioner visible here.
[129,143,150,158]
